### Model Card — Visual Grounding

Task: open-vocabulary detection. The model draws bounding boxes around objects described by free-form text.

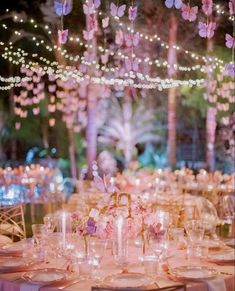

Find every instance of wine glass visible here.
[32,224,47,246]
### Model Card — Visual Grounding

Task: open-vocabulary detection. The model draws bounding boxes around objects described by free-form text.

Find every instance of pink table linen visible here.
[0,244,234,291]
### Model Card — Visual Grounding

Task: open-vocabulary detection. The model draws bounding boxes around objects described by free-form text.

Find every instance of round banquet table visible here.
[0,242,234,291]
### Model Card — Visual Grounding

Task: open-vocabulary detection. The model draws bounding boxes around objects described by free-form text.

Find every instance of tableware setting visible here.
[102,272,156,288]
[207,250,235,264]
[168,265,218,282]
[21,268,67,285]
[0,238,33,256]
[0,256,37,273]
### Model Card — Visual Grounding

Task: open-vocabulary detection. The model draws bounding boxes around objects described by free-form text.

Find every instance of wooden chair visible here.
[0,204,26,241]
[91,284,186,291]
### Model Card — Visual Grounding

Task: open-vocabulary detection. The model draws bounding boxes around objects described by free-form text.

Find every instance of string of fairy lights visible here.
[1,43,205,91]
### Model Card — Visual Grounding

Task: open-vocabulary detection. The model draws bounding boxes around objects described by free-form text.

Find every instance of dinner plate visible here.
[0,257,35,272]
[22,268,66,285]
[207,250,235,264]
[200,240,222,250]
[104,272,154,288]
[169,266,218,281]
[0,239,33,256]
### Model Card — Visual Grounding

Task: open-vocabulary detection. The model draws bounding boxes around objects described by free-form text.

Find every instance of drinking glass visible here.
[43,213,57,233]
[89,239,107,264]
[139,255,158,277]
[32,224,47,246]
[112,240,129,271]
[185,220,205,244]
[169,227,184,243]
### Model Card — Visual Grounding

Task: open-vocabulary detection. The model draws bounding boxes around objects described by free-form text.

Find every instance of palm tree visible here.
[98,98,162,167]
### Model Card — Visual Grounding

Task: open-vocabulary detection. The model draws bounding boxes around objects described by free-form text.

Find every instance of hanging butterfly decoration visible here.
[229,0,235,15]
[110,3,126,18]
[225,34,235,49]
[102,17,109,28]
[125,32,140,47]
[54,0,73,44]
[115,30,124,46]
[198,21,216,39]
[128,6,138,21]
[181,4,198,22]
[202,0,213,16]
[54,0,72,16]
[165,0,182,9]
[58,29,68,44]
[125,59,139,72]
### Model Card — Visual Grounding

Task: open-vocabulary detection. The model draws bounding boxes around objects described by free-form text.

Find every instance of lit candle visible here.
[117,215,124,258]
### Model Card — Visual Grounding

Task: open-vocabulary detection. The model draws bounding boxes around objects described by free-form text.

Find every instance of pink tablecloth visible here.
[0,245,234,291]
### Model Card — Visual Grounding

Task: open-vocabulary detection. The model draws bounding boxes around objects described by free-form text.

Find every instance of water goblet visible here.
[43,213,57,234]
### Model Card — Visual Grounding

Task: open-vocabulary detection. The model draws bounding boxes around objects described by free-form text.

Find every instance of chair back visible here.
[0,204,26,241]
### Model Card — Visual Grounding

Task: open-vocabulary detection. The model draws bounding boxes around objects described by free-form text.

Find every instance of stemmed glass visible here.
[185,220,205,259]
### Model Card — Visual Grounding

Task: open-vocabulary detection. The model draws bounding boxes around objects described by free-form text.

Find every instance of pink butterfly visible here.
[115,30,124,46]
[128,6,137,21]
[83,29,94,41]
[229,0,235,15]
[58,29,68,44]
[102,17,109,28]
[125,59,139,72]
[198,21,216,39]
[181,4,198,22]
[202,0,213,16]
[54,0,72,16]
[225,33,235,49]
[101,52,109,64]
[165,0,182,9]
[225,63,235,77]
[110,2,126,18]
[125,32,140,47]
[87,14,98,31]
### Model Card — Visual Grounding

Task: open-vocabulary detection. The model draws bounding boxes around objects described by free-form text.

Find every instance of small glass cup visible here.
[139,255,158,277]
[43,214,57,234]
[169,228,184,242]
[89,239,107,264]
[32,224,47,246]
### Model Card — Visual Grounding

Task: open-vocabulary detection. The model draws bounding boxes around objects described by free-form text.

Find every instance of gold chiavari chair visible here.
[0,204,26,241]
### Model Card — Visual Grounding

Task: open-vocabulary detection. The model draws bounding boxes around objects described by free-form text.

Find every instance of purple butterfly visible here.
[198,21,216,39]
[83,3,95,15]
[202,0,213,16]
[225,33,235,49]
[225,63,235,77]
[102,17,109,28]
[229,0,235,15]
[128,6,138,21]
[110,2,126,18]
[58,29,68,44]
[83,29,94,41]
[181,4,198,22]
[54,0,72,16]
[165,0,182,9]
[125,32,140,47]
[125,59,139,72]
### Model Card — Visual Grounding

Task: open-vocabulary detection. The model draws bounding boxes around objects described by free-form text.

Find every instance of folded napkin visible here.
[207,278,226,291]
[20,282,41,291]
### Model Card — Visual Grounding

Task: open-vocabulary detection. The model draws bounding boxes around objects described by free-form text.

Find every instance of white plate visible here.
[104,273,154,288]
[170,266,217,281]
[201,240,222,250]
[0,239,32,255]
[0,257,35,272]
[208,250,235,263]
[22,268,66,285]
